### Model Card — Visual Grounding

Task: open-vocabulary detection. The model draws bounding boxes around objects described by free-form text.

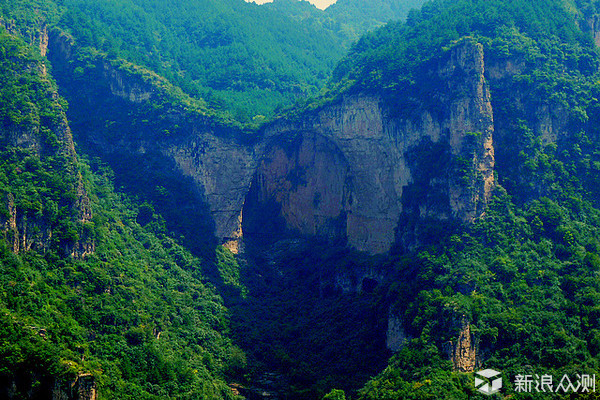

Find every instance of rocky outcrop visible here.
[47,31,498,255]
[0,137,94,258]
[585,15,600,48]
[386,312,410,352]
[74,374,98,400]
[39,25,49,57]
[0,31,93,258]
[165,129,256,243]
[103,62,154,103]
[445,317,480,373]
[3,193,52,254]
[3,373,97,400]
[249,39,495,253]
[52,374,98,400]
[244,130,352,243]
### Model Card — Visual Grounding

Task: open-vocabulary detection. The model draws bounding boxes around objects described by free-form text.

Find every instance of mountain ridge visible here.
[4,0,600,398]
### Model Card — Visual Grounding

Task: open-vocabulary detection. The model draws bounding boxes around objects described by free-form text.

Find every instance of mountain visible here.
[2,0,348,121]
[4,0,600,398]
[316,0,600,397]
[0,27,241,400]
[1,0,429,125]
[266,0,428,43]
[325,0,427,41]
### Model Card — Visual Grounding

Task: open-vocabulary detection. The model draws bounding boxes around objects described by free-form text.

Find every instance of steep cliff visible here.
[0,28,242,400]
[43,11,591,258]
[47,30,256,254]
[248,39,494,253]
[445,317,480,373]
[386,312,409,352]
[46,29,499,256]
[0,29,93,258]
[52,374,97,400]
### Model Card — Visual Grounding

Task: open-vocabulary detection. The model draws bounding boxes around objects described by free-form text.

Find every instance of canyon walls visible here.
[249,39,495,253]
[49,32,581,256]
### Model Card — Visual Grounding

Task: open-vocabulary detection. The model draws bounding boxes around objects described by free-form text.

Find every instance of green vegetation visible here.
[267,0,426,45]
[56,0,347,121]
[326,0,426,42]
[228,241,389,399]
[312,0,600,232]
[1,0,349,122]
[1,0,428,122]
[356,190,600,398]
[0,30,240,399]
[0,29,59,133]
[328,0,598,101]
[306,0,600,398]
[6,0,600,398]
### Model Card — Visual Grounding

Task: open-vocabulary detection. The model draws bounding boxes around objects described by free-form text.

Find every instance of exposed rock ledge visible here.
[249,39,495,253]
[48,34,497,255]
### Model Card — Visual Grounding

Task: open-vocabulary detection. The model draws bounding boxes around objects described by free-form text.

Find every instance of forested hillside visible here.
[0,1,431,398]
[2,0,426,122]
[315,0,600,398]
[5,0,600,399]
[325,0,426,41]
[3,0,340,121]
[0,28,241,400]
[266,0,427,44]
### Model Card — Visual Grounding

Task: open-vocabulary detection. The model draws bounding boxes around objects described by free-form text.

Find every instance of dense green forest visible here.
[56,0,345,121]
[0,1,429,398]
[1,0,424,122]
[266,0,426,44]
[325,0,426,41]
[0,29,242,399]
[2,0,337,121]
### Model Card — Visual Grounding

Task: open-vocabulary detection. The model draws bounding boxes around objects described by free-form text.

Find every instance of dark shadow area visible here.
[361,277,378,294]
[48,37,219,258]
[227,239,391,399]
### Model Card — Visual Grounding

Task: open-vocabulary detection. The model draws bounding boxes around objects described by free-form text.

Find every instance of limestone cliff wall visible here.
[49,34,253,245]
[47,32,500,255]
[165,128,256,242]
[386,312,410,352]
[252,39,495,253]
[51,374,98,400]
[445,317,480,372]
[0,124,94,258]
[48,30,256,252]
[586,14,600,48]
[4,373,97,400]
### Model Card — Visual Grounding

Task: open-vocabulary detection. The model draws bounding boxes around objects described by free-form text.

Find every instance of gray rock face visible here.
[51,374,98,400]
[48,31,500,255]
[255,95,403,253]
[386,312,410,352]
[250,39,495,253]
[165,129,256,243]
